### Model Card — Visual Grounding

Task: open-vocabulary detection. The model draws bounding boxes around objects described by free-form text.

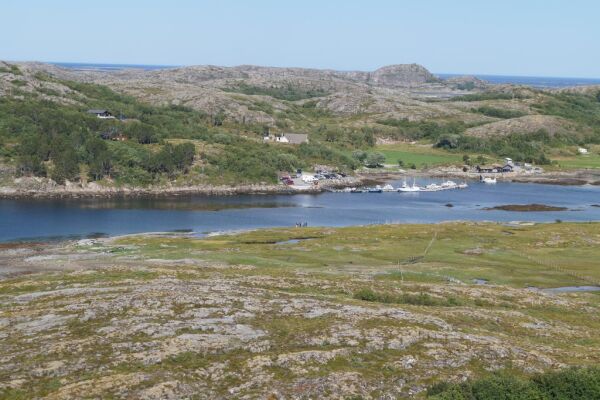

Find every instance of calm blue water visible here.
[1,180,599,242]
[437,73,600,88]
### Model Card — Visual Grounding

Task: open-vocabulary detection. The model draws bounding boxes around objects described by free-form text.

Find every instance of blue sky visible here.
[1,0,599,77]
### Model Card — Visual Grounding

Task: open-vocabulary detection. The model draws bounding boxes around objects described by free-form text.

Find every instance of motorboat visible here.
[481,176,497,184]
[440,180,458,189]
[382,184,395,192]
[423,183,443,192]
[398,179,421,192]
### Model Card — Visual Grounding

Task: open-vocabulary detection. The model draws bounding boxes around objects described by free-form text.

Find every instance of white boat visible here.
[398,179,421,192]
[481,176,497,184]
[440,180,458,189]
[382,184,395,192]
[458,182,469,189]
[423,183,443,192]
[398,185,421,192]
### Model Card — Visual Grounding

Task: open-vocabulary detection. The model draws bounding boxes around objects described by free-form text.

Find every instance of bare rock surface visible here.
[464,115,578,137]
[1,231,598,399]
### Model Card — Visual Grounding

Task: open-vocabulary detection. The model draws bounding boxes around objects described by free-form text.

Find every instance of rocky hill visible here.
[3,60,600,175]
[464,115,578,138]
[10,61,487,125]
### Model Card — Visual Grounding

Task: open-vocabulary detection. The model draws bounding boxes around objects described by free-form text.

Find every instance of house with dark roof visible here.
[501,164,514,173]
[476,164,502,173]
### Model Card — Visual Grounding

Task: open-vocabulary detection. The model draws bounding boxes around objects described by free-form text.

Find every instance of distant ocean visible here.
[49,63,600,88]
[437,73,600,88]
[51,62,177,71]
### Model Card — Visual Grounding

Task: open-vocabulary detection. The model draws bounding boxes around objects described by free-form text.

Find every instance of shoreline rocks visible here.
[0,177,362,200]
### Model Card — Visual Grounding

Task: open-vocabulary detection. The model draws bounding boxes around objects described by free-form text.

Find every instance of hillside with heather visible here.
[1,60,600,194]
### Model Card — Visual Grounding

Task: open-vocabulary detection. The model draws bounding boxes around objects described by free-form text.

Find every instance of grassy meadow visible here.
[552,154,600,169]
[115,222,600,289]
[375,143,464,168]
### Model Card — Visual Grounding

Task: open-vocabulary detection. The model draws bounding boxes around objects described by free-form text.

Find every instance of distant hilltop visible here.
[20,61,443,88]
[2,59,598,141]
[4,61,485,124]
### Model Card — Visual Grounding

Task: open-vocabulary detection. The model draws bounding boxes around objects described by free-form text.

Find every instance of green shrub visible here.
[428,366,600,399]
[435,130,554,165]
[353,288,462,307]
[473,106,527,119]
[11,80,27,87]
[352,150,367,162]
[223,82,329,101]
[365,152,385,168]
[377,118,467,141]
[450,92,527,102]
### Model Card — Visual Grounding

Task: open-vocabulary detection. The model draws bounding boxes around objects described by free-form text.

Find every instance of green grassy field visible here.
[116,222,600,289]
[552,153,600,169]
[377,142,600,172]
[375,143,467,168]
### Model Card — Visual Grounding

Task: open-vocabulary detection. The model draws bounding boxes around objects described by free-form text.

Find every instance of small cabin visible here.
[502,164,514,173]
[267,133,309,145]
[476,165,501,173]
[283,133,309,145]
[87,109,115,119]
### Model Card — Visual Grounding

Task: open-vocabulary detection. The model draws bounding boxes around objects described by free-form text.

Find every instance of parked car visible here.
[301,174,316,183]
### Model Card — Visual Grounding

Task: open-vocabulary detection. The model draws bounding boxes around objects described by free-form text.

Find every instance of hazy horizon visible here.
[0,60,597,81]
[2,0,600,79]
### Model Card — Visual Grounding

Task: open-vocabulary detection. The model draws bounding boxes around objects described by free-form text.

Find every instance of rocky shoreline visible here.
[1,168,599,200]
[367,167,600,186]
[0,176,363,199]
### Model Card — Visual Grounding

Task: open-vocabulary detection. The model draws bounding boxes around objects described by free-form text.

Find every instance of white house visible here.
[284,133,309,144]
[265,133,309,145]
